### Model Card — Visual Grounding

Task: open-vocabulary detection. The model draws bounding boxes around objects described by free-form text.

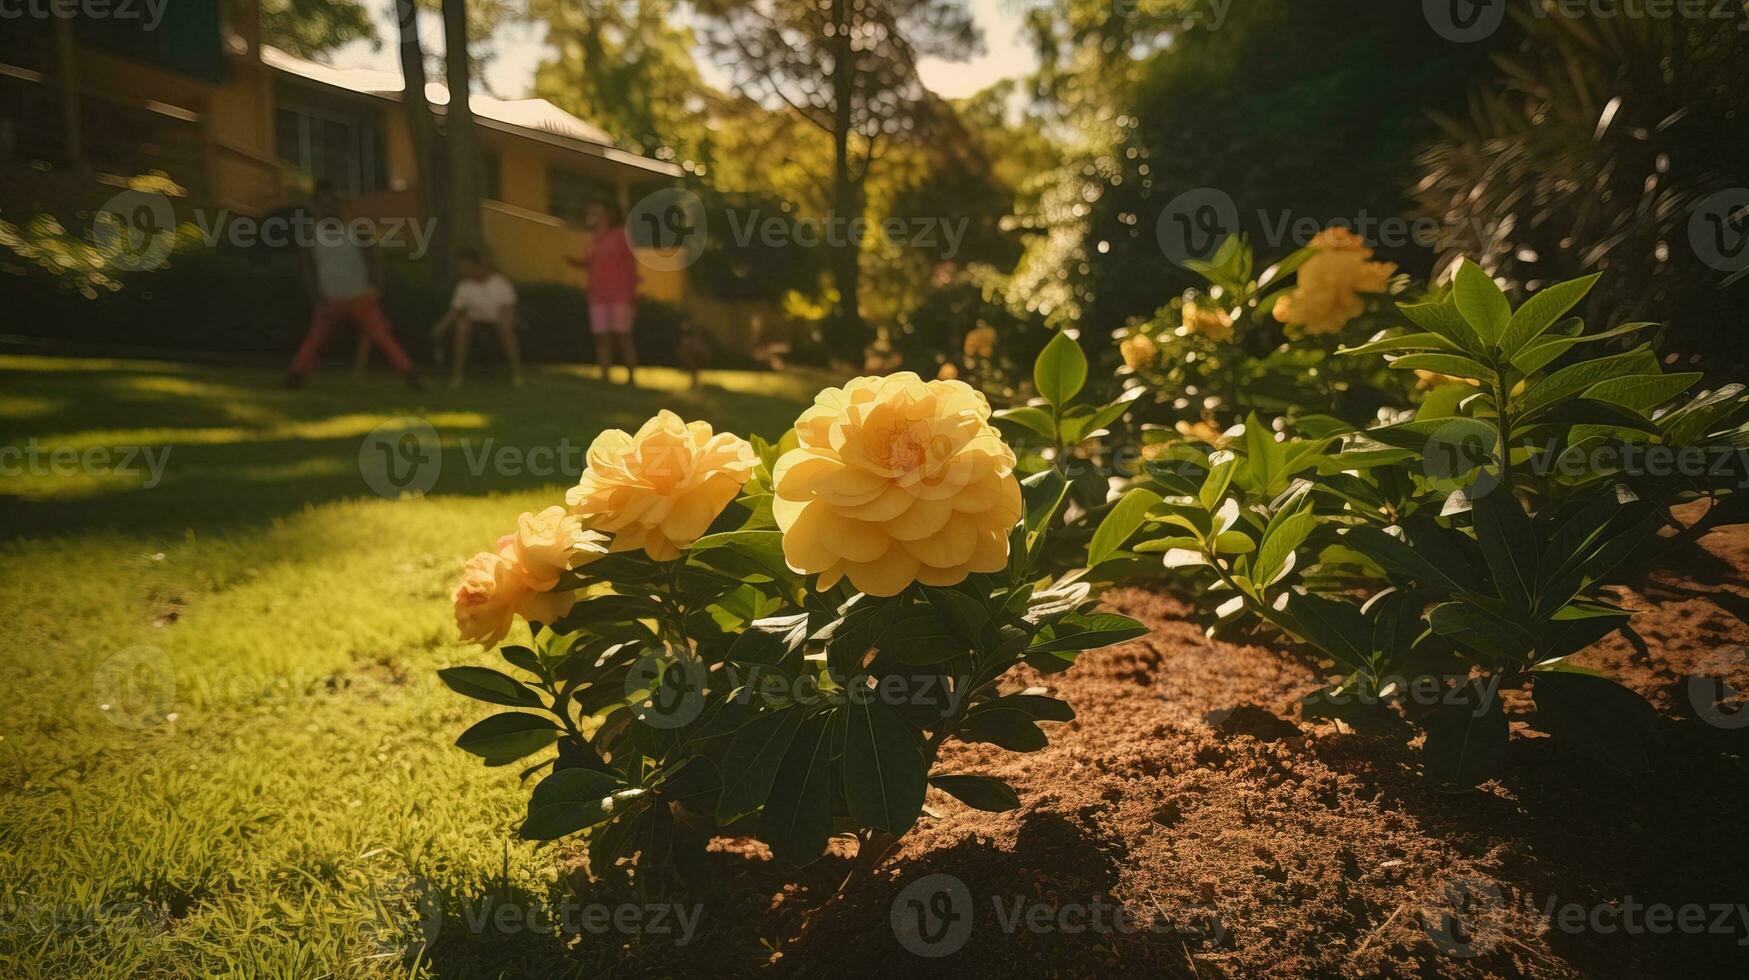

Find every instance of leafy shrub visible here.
[440,377,1144,889]
[1092,262,1749,788]
[1118,233,1419,435]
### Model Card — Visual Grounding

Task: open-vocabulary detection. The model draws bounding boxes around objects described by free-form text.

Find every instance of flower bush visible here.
[1089,260,1749,788]
[442,389,1145,888]
[1117,232,1416,437]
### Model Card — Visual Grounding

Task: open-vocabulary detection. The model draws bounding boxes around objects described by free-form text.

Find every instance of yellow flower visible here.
[499,505,608,591]
[1272,227,1396,335]
[1120,334,1159,370]
[454,549,578,648]
[772,373,1023,597]
[566,410,757,561]
[1174,419,1229,446]
[935,362,960,380]
[1413,368,1480,390]
[963,325,997,359]
[1181,301,1234,342]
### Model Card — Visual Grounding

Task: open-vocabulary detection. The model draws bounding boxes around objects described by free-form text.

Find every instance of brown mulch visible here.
[750,524,1749,978]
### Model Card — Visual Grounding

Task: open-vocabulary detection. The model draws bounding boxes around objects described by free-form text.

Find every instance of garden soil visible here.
[654,521,1749,978]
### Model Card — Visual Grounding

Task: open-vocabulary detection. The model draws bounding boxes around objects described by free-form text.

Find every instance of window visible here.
[274,103,386,196]
[548,167,617,224]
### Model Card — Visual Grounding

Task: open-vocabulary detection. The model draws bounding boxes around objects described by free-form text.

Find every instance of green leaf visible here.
[1423,678,1507,790]
[439,666,544,708]
[759,712,836,863]
[1339,331,1460,357]
[520,768,630,841]
[1501,273,1599,355]
[1255,488,1314,589]
[1428,602,1532,666]
[1581,373,1702,416]
[956,709,1047,752]
[1341,525,1468,593]
[842,694,929,834]
[1026,612,1148,653]
[716,708,806,820]
[688,529,790,579]
[1087,488,1163,567]
[1452,259,1511,347]
[1034,331,1087,408]
[1021,468,1069,535]
[1280,590,1371,674]
[924,588,990,646]
[455,712,560,767]
[500,645,544,678]
[1516,345,1659,414]
[1386,352,1491,382]
[1398,296,1483,354]
[994,406,1057,440]
[1199,450,1239,512]
[930,774,1021,812]
[1532,672,1660,775]
[1470,487,1536,611]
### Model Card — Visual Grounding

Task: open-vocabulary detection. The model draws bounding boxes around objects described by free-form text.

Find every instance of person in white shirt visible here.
[431,249,523,387]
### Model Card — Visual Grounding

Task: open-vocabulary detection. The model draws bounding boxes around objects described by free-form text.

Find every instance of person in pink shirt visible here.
[566,203,640,386]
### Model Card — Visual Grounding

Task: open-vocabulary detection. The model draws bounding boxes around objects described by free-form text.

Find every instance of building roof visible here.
[260,45,680,178]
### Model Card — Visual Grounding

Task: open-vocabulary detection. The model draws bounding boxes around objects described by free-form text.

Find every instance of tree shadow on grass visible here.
[0,358,820,541]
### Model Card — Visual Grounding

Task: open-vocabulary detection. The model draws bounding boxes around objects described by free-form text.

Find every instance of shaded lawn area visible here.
[0,356,827,977]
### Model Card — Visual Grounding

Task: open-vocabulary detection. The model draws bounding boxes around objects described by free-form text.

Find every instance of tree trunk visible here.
[395,0,446,276]
[441,0,483,259]
[824,0,865,353]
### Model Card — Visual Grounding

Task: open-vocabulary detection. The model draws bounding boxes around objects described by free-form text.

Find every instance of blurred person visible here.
[565,202,640,386]
[286,180,421,389]
[430,248,524,387]
[678,318,711,388]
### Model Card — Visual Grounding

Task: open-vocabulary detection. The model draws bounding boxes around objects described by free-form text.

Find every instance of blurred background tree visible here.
[1411,6,1749,373]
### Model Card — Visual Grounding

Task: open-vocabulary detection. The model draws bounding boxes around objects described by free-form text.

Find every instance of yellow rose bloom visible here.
[566,410,757,561]
[1120,334,1159,370]
[454,549,578,647]
[1181,301,1234,343]
[963,325,997,359]
[1272,227,1396,335]
[499,505,608,591]
[771,373,1023,597]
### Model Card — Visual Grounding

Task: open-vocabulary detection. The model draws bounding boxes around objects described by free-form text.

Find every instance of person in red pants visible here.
[286,180,421,389]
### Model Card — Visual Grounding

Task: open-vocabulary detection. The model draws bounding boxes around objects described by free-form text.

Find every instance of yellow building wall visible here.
[482,200,684,303]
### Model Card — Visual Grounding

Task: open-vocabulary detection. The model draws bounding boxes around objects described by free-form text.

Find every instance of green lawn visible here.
[0,356,828,978]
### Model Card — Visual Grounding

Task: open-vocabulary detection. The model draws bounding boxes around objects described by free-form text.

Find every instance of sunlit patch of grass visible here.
[0,355,815,977]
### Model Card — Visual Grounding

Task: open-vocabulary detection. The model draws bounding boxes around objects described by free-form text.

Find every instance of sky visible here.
[325,0,1039,103]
